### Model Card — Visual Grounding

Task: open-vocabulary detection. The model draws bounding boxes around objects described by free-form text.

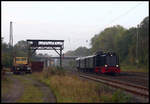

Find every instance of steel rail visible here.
[92,73,148,90]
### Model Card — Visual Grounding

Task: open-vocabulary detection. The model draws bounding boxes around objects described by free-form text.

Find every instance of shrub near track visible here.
[31,67,131,103]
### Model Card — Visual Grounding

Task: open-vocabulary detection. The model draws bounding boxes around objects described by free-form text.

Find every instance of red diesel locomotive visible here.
[76,51,120,74]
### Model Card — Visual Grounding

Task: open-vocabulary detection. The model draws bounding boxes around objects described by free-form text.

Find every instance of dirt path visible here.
[22,76,56,103]
[2,75,24,103]
[2,74,56,103]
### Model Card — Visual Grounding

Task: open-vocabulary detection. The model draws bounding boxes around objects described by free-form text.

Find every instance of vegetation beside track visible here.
[31,67,132,103]
[120,64,149,73]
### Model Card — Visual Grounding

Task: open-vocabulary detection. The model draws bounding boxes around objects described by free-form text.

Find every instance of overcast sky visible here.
[1,1,149,56]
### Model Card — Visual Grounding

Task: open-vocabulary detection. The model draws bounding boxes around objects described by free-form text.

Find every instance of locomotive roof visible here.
[75,55,96,60]
[75,52,117,60]
[75,57,80,60]
[85,55,96,58]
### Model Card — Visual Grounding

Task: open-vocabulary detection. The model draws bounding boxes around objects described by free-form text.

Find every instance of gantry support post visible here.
[60,48,62,68]
[27,43,30,65]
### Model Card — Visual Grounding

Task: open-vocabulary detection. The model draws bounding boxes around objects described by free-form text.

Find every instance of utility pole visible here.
[136,25,139,68]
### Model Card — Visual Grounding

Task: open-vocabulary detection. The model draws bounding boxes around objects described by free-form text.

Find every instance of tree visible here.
[90,25,126,54]
[65,46,91,57]
[1,38,13,67]
[117,27,137,64]
[13,40,28,57]
[138,16,149,66]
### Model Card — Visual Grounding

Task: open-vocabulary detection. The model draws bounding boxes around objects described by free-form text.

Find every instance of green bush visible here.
[111,90,131,103]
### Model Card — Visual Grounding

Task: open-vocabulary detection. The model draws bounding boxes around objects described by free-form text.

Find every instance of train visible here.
[75,51,120,74]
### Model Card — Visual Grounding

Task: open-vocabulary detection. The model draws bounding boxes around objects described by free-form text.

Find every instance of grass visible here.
[120,64,149,73]
[111,89,131,103]
[33,73,101,102]
[49,75,100,102]
[31,66,132,103]
[13,75,44,103]
[1,75,13,97]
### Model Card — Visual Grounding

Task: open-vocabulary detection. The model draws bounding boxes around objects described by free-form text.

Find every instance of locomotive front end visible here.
[103,52,120,74]
[94,51,120,74]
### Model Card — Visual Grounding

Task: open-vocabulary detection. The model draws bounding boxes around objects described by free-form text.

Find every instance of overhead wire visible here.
[68,3,143,51]
[99,2,143,29]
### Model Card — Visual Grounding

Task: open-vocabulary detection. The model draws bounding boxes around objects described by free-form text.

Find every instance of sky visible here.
[1,1,149,56]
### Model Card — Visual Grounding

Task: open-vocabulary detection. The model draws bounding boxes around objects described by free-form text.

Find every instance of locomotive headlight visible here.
[27,67,31,70]
[105,65,108,67]
[111,55,112,56]
[17,68,20,70]
[116,65,119,67]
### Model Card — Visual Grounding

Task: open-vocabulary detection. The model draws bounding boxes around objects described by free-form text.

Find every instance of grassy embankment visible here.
[120,64,149,73]
[31,67,132,103]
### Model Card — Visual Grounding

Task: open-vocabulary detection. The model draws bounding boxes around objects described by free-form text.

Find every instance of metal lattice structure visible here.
[27,39,64,67]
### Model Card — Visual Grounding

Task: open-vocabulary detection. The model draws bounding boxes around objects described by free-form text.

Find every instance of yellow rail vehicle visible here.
[14,57,28,65]
[12,57,32,74]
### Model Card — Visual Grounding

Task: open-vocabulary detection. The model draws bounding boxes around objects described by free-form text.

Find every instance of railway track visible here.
[93,72,149,88]
[79,73,149,99]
